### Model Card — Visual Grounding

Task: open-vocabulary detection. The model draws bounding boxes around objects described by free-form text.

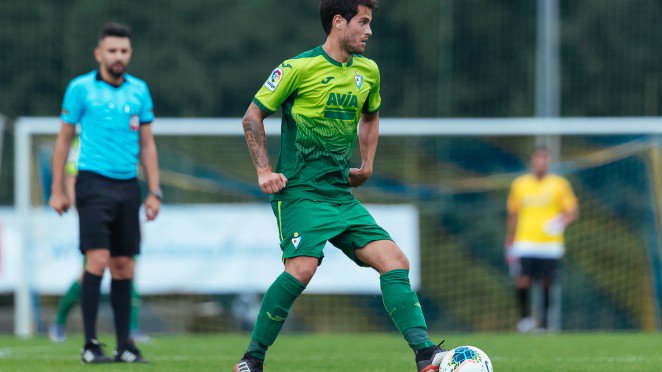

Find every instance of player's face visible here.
[94,36,132,79]
[340,5,373,55]
[530,151,550,175]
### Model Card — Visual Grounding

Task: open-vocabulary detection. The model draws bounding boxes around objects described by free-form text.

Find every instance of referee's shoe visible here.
[81,339,112,364]
[114,342,148,363]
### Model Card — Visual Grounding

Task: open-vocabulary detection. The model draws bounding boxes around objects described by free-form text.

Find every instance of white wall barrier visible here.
[0,204,419,295]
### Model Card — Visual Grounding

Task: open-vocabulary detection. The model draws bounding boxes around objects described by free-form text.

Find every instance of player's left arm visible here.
[350,62,381,188]
[349,111,379,187]
[139,124,161,221]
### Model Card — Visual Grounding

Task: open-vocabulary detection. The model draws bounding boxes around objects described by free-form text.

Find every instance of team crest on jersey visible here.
[265,67,284,92]
[291,232,302,249]
[354,72,363,89]
[129,115,139,131]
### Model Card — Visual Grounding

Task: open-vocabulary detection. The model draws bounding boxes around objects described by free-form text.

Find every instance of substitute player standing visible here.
[49,22,161,363]
[235,1,448,371]
[505,147,579,332]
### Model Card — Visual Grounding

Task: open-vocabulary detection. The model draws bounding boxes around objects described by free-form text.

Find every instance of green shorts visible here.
[271,199,393,266]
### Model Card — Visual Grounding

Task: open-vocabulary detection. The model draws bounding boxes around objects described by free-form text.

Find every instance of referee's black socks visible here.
[111,278,133,350]
[81,271,103,342]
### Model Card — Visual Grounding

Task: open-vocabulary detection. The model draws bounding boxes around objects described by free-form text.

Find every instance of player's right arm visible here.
[245,60,300,194]
[242,103,287,194]
[50,80,84,215]
[50,122,76,215]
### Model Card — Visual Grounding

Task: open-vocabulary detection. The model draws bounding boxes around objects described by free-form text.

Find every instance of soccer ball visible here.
[438,346,493,372]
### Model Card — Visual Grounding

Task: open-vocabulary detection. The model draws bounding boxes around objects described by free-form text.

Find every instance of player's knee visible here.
[516,276,531,288]
[290,265,316,284]
[109,256,135,279]
[390,250,409,270]
[285,258,318,285]
[85,251,110,275]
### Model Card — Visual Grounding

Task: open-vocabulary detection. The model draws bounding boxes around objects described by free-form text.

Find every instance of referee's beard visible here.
[104,63,126,80]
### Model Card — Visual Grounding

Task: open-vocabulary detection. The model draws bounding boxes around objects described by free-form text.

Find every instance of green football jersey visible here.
[253,45,381,203]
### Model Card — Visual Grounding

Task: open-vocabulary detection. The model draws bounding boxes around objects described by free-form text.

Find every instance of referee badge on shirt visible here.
[130,115,140,131]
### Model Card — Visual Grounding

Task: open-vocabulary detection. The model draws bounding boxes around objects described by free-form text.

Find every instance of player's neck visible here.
[533,171,547,180]
[322,39,351,64]
[99,68,125,87]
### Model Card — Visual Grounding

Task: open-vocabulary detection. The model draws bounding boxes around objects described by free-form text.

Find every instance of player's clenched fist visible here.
[258,171,288,194]
[49,192,71,215]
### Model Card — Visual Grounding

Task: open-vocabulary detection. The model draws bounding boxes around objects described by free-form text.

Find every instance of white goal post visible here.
[13,116,662,336]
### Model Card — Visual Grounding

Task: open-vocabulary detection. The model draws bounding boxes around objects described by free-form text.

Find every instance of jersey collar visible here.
[319,45,354,68]
[95,70,128,88]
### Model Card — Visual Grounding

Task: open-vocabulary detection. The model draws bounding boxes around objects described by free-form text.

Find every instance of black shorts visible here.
[76,170,141,257]
[519,257,560,280]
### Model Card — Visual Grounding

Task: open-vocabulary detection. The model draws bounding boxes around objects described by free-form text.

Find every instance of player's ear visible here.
[332,14,346,30]
[93,46,102,64]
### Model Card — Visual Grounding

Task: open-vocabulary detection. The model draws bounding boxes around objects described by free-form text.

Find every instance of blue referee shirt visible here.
[60,71,154,180]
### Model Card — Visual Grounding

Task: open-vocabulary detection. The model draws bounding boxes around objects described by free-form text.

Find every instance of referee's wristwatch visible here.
[149,190,164,201]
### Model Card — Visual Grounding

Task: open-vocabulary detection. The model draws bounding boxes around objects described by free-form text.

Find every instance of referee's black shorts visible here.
[75,170,141,257]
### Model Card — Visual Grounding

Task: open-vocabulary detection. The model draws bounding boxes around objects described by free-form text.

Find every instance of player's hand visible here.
[504,241,516,264]
[349,167,372,187]
[49,192,71,215]
[505,249,517,264]
[544,214,567,236]
[258,171,287,194]
[144,195,160,221]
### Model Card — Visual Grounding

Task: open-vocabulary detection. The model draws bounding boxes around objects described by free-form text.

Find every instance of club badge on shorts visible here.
[291,232,302,249]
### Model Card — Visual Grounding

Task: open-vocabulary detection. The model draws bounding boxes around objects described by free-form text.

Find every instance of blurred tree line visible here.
[1,0,660,204]
[0,0,660,120]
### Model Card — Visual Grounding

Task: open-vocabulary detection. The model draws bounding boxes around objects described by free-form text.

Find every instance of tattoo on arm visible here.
[243,106,271,171]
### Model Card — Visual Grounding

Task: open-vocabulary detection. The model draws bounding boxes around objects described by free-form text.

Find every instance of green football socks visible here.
[247,272,306,360]
[381,269,435,351]
[55,280,82,325]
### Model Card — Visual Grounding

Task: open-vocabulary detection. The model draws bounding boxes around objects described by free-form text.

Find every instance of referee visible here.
[49,22,161,364]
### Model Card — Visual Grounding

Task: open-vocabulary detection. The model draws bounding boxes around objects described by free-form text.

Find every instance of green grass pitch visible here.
[0,333,660,371]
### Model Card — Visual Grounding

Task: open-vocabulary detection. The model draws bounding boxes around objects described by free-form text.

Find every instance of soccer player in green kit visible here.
[234,1,448,371]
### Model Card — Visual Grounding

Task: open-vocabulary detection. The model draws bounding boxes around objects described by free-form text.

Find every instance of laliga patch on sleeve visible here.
[264,67,284,92]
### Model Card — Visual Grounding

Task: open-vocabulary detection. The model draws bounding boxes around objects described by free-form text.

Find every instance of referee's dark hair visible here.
[320,0,378,35]
[99,22,131,42]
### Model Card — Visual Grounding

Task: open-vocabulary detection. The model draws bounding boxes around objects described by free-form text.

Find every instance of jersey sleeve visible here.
[362,62,381,114]
[560,178,578,212]
[507,180,520,213]
[60,81,85,125]
[253,61,300,114]
[139,84,155,124]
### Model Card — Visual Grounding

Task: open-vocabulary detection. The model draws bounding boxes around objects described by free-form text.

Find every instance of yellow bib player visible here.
[505,147,579,333]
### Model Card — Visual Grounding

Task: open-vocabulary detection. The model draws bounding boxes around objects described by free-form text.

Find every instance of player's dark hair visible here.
[99,22,131,42]
[320,0,378,35]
